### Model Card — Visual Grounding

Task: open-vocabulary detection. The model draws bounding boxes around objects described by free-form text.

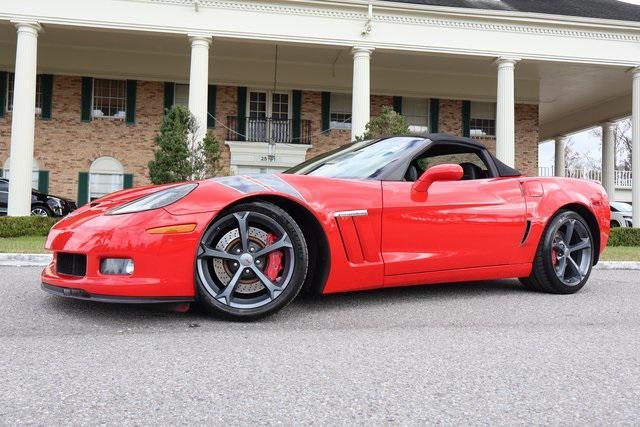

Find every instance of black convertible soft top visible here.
[425,134,522,177]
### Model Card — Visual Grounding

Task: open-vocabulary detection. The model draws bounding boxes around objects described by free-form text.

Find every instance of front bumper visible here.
[41,283,194,304]
[41,207,216,299]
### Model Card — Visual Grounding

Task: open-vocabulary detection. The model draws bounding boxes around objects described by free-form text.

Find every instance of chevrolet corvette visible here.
[41,135,610,320]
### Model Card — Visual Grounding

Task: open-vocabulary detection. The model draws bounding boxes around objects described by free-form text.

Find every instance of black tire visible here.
[519,210,594,294]
[31,205,53,217]
[610,220,620,228]
[195,201,309,320]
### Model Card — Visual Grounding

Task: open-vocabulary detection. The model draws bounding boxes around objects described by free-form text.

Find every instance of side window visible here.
[405,143,493,181]
[0,180,8,192]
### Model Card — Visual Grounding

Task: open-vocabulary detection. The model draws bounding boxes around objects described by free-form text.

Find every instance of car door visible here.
[381,143,526,276]
[0,180,8,215]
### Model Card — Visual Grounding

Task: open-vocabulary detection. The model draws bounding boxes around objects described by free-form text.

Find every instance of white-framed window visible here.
[174,83,189,106]
[3,158,40,189]
[92,79,126,119]
[6,73,42,115]
[89,156,124,200]
[246,90,291,119]
[330,93,351,130]
[246,90,291,142]
[470,102,496,137]
[403,97,430,135]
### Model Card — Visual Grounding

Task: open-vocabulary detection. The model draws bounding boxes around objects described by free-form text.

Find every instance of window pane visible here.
[2,168,39,190]
[330,93,352,129]
[271,92,289,120]
[92,79,127,118]
[6,73,41,113]
[89,173,124,200]
[470,102,496,137]
[174,84,189,106]
[402,97,429,134]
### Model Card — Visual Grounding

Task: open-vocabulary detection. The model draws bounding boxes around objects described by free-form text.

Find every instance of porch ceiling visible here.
[0,21,632,140]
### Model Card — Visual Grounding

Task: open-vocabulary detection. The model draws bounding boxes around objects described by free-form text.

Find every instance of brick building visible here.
[1,0,639,225]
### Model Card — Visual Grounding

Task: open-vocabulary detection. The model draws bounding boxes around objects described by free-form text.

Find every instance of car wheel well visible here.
[554,203,601,265]
[223,195,330,294]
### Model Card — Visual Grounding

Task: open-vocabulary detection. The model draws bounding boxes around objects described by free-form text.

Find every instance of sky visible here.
[537,0,639,170]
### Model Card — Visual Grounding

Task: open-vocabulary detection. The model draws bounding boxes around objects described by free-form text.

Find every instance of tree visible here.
[357,106,410,141]
[148,105,223,184]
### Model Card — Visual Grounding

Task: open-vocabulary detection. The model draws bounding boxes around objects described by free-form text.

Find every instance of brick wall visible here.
[0,76,540,201]
[0,76,164,199]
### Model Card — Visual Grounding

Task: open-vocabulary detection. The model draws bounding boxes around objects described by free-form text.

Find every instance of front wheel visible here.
[195,201,309,320]
[520,210,594,294]
[31,206,52,217]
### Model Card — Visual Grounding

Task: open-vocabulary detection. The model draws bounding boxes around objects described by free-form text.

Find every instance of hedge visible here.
[0,217,59,238]
[608,227,640,247]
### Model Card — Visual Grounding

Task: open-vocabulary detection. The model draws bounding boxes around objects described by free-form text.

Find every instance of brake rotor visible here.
[212,227,268,294]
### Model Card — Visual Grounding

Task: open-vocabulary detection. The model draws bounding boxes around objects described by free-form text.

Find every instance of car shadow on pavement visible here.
[41,278,530,324]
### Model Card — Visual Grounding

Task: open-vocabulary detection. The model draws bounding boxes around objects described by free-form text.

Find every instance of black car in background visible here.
[0,178,77,217]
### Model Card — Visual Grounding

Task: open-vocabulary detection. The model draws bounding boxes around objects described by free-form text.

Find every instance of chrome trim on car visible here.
[334,209,368,218]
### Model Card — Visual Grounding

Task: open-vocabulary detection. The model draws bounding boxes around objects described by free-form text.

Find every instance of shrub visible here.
[608,227,640,247]
[357,106,410,141]
[0,216,59,238]
[148,105,224,184]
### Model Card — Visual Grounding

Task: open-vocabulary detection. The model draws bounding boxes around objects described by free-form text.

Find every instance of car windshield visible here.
[285,137,423,179]
[611,202,632,212]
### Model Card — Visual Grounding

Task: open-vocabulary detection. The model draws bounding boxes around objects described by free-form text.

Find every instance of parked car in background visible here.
[0,178,77,217]
[610,201,633,228]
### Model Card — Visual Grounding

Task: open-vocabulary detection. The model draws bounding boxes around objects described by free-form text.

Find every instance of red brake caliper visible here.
[265,234,284,281]
[551,247,558,265]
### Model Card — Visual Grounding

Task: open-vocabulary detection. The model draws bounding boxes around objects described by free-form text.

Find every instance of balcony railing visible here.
[226,116,312,144]
[538,166,633,188]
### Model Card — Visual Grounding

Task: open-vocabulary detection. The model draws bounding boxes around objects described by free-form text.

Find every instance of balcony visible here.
[226,117,312,145]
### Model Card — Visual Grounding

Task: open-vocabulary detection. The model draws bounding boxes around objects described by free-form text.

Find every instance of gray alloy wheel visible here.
[31,207,50,217]
[519,210,594,294]
[195,201,309,320]
[550,217,593,286]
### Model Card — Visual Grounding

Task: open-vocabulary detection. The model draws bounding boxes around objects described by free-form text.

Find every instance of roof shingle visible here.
[382,0,640,23]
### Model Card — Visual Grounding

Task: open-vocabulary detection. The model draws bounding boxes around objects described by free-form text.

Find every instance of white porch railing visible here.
[538,166,633,189]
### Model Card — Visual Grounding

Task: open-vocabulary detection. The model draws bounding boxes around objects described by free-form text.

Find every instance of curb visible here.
[594,261,640,270]
[0,253,639,270]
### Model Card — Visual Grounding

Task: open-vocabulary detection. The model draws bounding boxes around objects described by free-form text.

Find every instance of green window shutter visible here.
[38,170,49,193]
[292,90,302,143]
[126,80,137,125]
[40,74,54,120]
[123,173,134,189]
[393,96,402,115]
[0,71,7,118]
[321,91,331,132]
[163,82,174,113]
[207,84,217,128]
[77,172,89,206]
[237,86,247,142]
[81,77,92,122]
[462,100,471,137]
[430,98,439,133]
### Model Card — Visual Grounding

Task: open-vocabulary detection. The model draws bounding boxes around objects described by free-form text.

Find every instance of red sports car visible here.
[42,135,610,320]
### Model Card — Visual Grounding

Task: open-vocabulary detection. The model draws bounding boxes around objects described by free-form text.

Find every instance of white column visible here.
[601,121,616,202]
[554,136,567,177]
[631,67,640,228]
[351,47,373,141]
[187,35,212,146]
[7,22,41,217]
[495,57,519,168]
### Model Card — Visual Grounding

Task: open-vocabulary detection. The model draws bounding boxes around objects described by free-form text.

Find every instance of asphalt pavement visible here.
[1,267,639,425]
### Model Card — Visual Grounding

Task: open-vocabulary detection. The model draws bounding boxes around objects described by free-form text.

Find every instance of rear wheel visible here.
[520,210,594,294]
[195,201,308,320]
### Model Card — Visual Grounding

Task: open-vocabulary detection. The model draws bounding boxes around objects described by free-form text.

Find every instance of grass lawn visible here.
[600,246,640,261]
[0,236,47,253]
[0,236,639,261]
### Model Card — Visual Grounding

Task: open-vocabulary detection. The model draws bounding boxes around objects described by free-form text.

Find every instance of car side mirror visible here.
[411,164,464,193]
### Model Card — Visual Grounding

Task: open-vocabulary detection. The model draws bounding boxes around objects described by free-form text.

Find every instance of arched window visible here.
[3,158,40,190]
[89,156,124,200]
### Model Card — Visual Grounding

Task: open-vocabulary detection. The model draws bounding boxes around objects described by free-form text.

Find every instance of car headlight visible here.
[107,183,197,215]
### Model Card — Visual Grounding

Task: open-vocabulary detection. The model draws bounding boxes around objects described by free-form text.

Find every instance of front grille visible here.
[56,253,87,277]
